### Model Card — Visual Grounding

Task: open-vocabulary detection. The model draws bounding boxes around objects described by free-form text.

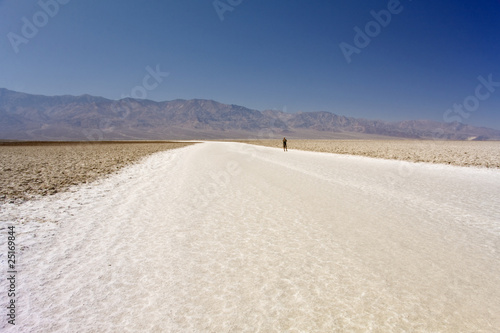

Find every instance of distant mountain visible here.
[1,88,499,141]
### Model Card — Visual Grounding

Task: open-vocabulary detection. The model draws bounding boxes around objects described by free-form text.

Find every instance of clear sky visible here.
[1,0,499,129]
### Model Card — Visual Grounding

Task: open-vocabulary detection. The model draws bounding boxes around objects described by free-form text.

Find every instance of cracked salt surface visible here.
[1,142,500,332]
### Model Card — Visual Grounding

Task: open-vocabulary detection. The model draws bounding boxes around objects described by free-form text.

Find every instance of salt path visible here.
[1,142,500,332]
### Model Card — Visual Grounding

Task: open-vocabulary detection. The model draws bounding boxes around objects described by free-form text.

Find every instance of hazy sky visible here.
[1,0,499,129]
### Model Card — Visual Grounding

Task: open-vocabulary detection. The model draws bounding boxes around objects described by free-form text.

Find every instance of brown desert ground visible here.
[240,139,500,168]
[0,141,196,203]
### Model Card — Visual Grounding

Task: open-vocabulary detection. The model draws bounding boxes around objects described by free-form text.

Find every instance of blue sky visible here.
[1,0,499,129]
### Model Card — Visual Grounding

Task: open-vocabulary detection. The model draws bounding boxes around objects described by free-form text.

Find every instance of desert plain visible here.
[1,140,500,332]
[1,139,499,203]
[0,141,195,203]
[243,139,500,168]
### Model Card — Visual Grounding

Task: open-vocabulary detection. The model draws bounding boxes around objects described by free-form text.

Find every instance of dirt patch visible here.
[0,141,196,203]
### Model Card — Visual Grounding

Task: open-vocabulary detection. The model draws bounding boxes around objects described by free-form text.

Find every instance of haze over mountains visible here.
[1,88,499,141]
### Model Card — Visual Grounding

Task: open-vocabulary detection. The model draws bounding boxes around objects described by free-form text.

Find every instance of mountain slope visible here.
[1,88,499,140]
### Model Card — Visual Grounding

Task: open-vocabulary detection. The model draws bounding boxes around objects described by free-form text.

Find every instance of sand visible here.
[240,139,500,168]
[1,142,499,332]
[0,141,196,203]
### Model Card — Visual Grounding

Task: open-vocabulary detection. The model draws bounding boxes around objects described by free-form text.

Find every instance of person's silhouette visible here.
[283,137,288,152]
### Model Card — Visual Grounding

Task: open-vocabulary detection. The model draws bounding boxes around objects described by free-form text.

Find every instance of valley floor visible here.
[240,139,500,168]
[1,142,500,332]
[0,141,195,203]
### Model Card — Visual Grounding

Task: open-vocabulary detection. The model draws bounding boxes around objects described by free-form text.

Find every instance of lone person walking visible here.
[283,137,288,152]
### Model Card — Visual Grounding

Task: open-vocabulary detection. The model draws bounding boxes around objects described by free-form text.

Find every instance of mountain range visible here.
[1,88,499,141]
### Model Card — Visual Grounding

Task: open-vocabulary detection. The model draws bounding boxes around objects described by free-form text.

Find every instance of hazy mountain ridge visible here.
[1,88,499,140]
